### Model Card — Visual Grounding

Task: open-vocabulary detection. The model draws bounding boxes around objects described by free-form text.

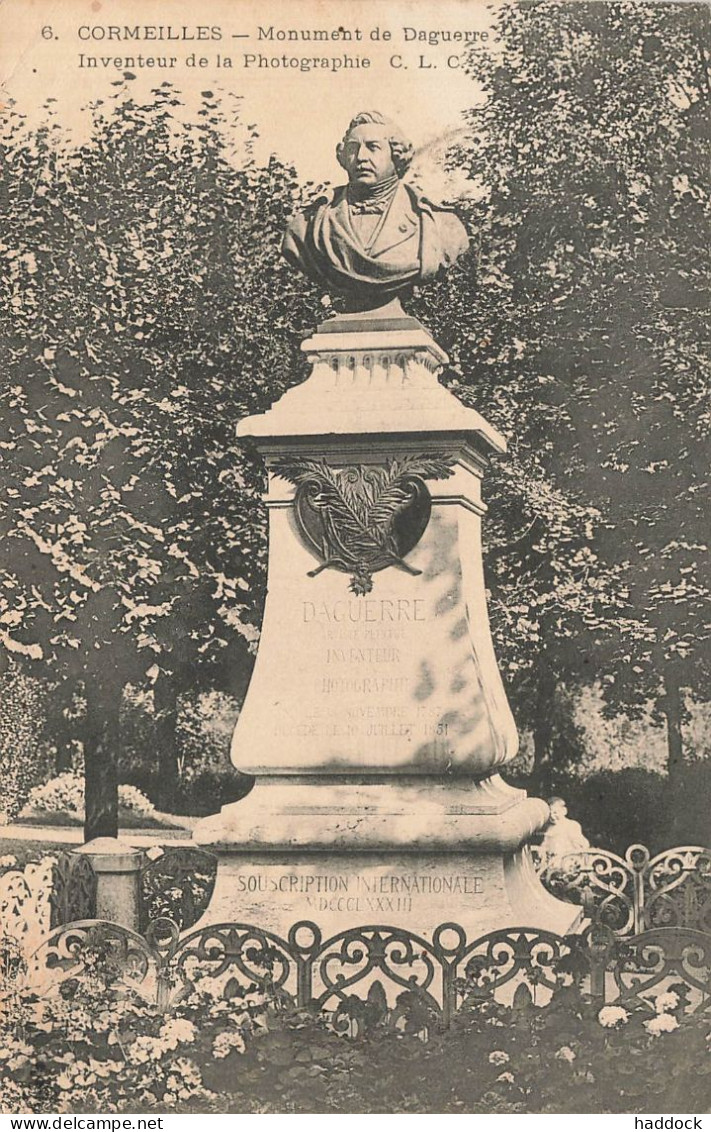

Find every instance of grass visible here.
[18,807,185,830]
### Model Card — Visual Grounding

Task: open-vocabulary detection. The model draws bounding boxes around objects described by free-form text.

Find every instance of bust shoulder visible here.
[404,186,469,263]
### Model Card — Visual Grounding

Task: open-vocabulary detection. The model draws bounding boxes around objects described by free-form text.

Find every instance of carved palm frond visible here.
[387,455,456,482]
[323,509,382,563]
[274,458,328,487]
[280,460,371,548]
[277,454,455,588]
[367,477,420,542]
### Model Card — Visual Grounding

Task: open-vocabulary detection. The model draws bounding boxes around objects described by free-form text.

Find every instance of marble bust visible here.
[282,110,469,309]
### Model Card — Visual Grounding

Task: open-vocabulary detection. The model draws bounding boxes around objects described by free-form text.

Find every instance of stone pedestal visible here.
[74,837,143,931]
[194,305,578,939]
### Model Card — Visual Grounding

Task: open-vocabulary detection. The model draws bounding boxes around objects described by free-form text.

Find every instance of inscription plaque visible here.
[202,853,505,938]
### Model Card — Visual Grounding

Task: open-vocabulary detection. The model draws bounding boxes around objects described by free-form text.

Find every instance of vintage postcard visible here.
[0,0,709,1118]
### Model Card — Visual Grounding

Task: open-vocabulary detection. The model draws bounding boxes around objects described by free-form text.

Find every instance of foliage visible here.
[0,666,54,822]
[120,688,248,815]
[0,939,268,1112]
[0,77,322,831]
[527,764,711,853]
[0,81,318,682]
[0,841,64,870]
[431,981,711,1115]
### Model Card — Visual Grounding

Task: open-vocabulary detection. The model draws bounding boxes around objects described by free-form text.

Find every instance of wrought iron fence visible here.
[536,843,711,936]
[28,916,711,1035]
[0,851,96,955]
[49,853,97,928]
[139,847,217,932]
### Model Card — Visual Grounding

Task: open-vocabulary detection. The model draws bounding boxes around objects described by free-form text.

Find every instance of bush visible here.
[0,666,54,823]
[19,773,157,826]
[120,689,249,816]
[549,767,711,854]
[0,938,267,1112]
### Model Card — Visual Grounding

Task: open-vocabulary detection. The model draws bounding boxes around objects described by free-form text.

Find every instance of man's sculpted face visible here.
[340,123,398,189]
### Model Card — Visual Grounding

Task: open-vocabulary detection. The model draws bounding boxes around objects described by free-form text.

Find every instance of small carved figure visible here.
[539,797,591,863]
[282,110,469,309]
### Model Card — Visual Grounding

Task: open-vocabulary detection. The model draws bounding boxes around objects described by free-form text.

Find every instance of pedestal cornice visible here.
[237,314,506,455]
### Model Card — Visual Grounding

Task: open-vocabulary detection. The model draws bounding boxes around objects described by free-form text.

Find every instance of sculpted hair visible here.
[336,110,415,178]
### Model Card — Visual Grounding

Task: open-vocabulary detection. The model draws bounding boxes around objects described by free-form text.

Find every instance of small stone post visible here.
[74,837,143,931]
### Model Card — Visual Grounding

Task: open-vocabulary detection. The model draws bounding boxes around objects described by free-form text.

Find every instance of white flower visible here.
[644,1013,679,1037]
[7,1053,31,1071]
[555,1045,576,1063]
[244,991,268,1008]
[169,1057,202,1088]
[89,1058,115,1079]
[127,1035,167,1064]
[496,1072,515,1084]
[195,973,231,998]
[19,773,155,820]
[118,783,157,818]
[212,1030,247,1059]
[654,991,679,1014]
[488,1050,510,1066]
[0,1040,32,1062]
[159,1018,197,1047]
[597,1005,630,1028]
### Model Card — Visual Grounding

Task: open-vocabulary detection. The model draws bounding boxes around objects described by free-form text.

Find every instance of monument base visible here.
[193,774,551,851]
[193,775,580,938]
[191,303,583,944]
[193,847,580,940]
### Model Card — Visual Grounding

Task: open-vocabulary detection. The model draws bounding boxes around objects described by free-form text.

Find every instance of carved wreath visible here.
[276,455,454,595]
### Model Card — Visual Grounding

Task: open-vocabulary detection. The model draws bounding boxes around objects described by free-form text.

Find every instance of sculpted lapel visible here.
[368,185,419,258]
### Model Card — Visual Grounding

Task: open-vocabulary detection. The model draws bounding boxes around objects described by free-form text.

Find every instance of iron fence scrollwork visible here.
[644,848,711,933]
[29,919,160,1001]
[537,843,710,936]
[50,852,97,928]
[610,925,711,1013]
[29,915,709,1032]
[139,846,217,933]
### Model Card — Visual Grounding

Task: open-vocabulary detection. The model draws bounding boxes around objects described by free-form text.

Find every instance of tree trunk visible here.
[532,666,557,795]
[53,682,77,774]
[661,666,684,790]
[55,738,74,775]
[154,673,180,813]
[83,670,121,841]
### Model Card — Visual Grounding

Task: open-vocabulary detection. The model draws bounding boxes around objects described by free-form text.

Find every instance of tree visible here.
[421,0,710,777]
[0,79,321,836]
